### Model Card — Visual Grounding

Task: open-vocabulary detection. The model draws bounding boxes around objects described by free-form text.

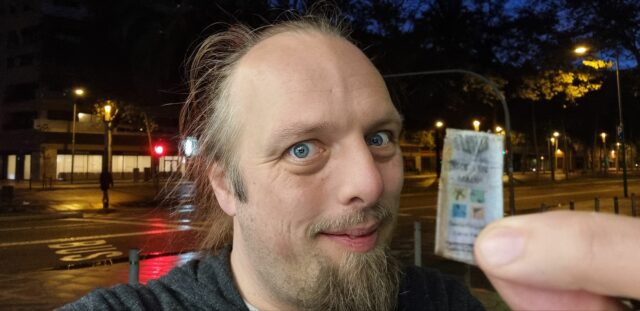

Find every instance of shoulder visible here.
[397,265,485,311]
[58,248,247,311]
[56,283,159,311]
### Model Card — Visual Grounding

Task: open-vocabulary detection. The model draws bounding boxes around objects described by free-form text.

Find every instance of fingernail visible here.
[478,227,525,266]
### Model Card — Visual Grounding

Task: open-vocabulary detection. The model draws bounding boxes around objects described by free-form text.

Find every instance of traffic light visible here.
[153,142,166,157]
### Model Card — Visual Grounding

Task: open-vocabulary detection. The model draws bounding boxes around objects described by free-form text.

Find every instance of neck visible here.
[230,239,298,311]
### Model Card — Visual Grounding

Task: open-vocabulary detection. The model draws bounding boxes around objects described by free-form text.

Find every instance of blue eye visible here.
[367,131,391,146]
[289,142,313,159]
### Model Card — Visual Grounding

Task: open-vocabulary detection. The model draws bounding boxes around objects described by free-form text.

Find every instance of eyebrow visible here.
[272,121,333,143]
[364,113,404,134]
[272,112,403,144]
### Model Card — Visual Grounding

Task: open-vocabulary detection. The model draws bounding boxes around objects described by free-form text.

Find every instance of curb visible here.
[0,211,83,222]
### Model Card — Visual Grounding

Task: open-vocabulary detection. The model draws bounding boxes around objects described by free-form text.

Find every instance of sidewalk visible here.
[0,252,198,310]
[0,180,162,219]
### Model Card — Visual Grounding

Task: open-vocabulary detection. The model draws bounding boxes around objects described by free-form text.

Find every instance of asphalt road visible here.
[0,208,200,273]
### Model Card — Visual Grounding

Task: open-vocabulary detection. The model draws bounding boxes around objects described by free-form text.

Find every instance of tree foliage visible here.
[517,70,602,103]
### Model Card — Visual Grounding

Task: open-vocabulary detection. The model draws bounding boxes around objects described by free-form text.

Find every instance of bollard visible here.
[613,197,619,214]
[540,203,546,212]
[129,249,140,285]
[569,200,575,211]
[594,198,600,213]
[414,221,422,267]
[632,193,638,217]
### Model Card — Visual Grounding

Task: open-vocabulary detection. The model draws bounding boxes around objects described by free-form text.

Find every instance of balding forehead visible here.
[235,31,378,86]
[226,29,394,141]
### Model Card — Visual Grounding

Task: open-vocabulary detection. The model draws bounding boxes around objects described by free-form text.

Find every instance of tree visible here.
[92,100,158,154]
[517,70,602,104]
[561,0,640,64]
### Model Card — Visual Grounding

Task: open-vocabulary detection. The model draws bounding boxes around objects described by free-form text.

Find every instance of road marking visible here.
[65,217,207,230]
[65,217,189,229]
[515,188,618,200]
[0,223,92,232]
[0,228,194,248]
[48,239,123,262]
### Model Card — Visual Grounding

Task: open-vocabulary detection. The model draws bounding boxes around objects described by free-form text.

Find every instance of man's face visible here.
[227,31,404,307]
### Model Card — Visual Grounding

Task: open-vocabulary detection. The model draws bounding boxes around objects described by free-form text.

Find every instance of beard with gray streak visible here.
[299,245,401,311]
[298,202,401,311]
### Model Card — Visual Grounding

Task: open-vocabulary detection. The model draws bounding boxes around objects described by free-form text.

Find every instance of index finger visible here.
[474,211,640,299]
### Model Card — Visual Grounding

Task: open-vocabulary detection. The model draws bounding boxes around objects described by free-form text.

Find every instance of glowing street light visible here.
[435,121,444,128]
[574,46,589,55]
[472,120,481,132]
[104,104,112,121]
[600,132,607,143]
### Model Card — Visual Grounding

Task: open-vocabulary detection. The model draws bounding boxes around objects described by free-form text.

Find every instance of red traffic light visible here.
[153,144,165,156]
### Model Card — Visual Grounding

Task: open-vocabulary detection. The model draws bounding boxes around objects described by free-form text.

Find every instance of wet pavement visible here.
[0,252,197,310]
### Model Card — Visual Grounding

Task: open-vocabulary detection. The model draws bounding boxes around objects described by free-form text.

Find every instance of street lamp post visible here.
[100,102,115,212]
[575,46,628,197]
[616,142,621,171]
[553,131,560,179]
[614,54,629,196]
[550,136,556,181]
[435,121,444,178]
[563,131,569,180]
[70,88,84,183]
[601,132,607,176]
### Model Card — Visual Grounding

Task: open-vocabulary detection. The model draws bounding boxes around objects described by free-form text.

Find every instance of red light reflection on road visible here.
[118,252,198,284]
[141,253,198,284]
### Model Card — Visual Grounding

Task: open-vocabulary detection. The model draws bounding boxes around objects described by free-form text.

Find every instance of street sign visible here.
[617,125,624,140]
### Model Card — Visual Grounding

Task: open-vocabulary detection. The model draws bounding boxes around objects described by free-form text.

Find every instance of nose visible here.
[336,139,384,209]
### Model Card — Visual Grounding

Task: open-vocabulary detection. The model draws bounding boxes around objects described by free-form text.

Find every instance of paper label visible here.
[434,128,504,265]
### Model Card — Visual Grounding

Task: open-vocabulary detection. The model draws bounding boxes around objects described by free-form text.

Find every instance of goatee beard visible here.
[300,246,401,311]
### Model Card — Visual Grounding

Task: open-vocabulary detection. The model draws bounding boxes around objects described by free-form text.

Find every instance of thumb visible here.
[474,211,640,301]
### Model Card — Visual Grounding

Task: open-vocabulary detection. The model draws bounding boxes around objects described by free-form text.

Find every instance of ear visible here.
[208,163,237,217]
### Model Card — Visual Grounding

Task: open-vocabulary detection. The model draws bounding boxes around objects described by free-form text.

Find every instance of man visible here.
[63,16,640,311]
[62,17,484,311]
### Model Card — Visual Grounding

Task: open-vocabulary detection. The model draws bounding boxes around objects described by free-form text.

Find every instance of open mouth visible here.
[319,223,380,253]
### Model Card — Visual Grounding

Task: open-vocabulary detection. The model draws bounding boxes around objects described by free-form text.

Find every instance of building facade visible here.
[0,0,179,181]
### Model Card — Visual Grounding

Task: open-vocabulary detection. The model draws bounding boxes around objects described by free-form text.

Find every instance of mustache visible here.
[307,202,394,238]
